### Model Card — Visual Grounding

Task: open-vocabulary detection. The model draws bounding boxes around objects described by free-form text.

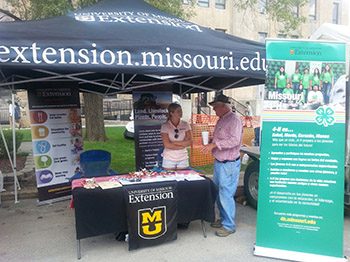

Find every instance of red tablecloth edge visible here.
[69,171,204,209]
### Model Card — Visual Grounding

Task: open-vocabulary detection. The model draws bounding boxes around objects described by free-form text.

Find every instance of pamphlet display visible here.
[255,40,347,262]
[28,85,82,202]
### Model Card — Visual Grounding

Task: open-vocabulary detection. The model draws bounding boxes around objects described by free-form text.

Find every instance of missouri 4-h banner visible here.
[125,182,178,250]
[255,40,347,262]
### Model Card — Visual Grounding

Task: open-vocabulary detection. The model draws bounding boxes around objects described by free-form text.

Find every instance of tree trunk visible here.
[83,93,108,142]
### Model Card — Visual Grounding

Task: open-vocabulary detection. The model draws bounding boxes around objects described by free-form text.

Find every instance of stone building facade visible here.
[186,0,349,115]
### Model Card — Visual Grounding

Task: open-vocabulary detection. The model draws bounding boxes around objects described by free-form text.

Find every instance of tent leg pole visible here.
[77,239,81,260]
[12,91,19,203]
[11,93,18,202]
[201,220,207,238]
[0,123,21,198]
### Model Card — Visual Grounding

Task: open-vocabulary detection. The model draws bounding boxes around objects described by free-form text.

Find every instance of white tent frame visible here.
[0,90,21,204]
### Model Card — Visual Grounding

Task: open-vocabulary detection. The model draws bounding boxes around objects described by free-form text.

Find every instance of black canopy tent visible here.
[0,0,266,203]
[0,0,266,95]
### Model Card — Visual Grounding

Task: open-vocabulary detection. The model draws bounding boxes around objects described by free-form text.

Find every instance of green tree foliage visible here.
[6,0,195,21]
[5,0,195,142]
[146,0,196,20]
[234,0,308,36]
[6,0,74,20]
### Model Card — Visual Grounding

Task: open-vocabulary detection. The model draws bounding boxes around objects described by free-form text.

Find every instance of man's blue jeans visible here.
[213,159,241,231]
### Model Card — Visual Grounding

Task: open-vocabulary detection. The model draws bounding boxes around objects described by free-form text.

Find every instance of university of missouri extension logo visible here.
[138,206,167,239]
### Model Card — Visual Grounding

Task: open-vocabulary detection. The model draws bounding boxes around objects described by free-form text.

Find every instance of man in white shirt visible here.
[8,101,13,129]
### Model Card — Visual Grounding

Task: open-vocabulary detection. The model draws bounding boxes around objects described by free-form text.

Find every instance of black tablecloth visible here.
[73,177,218,240]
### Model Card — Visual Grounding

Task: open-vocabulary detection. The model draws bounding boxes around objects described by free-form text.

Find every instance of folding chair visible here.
[68,150,116,181]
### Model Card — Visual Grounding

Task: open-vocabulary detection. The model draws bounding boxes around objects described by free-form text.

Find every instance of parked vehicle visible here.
[124,112,134,139]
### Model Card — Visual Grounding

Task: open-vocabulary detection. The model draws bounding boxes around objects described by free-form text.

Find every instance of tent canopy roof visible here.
[310,23,350,75]
[310,23,350,43]
[0,0,266,95]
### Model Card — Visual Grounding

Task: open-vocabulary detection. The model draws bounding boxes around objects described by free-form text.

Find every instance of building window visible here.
[292,1,299,17]
[199,92,208,107]
[258,32,267,43]
[278,34,287,38]
[215,0,225,9]
[182,93,190,99]
[215,28,227,33]
[198,0,209,7]
[309,0,316,20]
[291,35,299,39]
[332,2,339,24]
[258,0,267,14]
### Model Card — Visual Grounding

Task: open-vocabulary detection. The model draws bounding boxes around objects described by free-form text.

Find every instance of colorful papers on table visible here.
[117,170,205,185]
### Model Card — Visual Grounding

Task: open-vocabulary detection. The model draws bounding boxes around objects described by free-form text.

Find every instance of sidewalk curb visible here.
[2,147,37,201]
[3,153,34,179]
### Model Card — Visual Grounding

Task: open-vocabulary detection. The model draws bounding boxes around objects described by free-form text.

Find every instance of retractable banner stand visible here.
[28,84,82,202]
[125,182,178,250]
[255,40,347,262]
[133,91,172,170]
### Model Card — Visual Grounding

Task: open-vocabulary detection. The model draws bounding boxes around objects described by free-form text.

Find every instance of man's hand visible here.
[200,143,216,154]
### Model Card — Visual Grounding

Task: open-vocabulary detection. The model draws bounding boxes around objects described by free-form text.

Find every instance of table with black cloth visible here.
[72,177,218,257]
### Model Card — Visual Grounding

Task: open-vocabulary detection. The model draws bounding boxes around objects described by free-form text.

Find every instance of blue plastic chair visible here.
[68,150,116,181]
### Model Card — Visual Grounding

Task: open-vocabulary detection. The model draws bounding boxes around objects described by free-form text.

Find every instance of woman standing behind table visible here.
[161,103,192,170]
[321,64,334,104]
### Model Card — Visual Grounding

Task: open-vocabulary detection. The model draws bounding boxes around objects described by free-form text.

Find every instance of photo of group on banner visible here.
[264,61,346,110]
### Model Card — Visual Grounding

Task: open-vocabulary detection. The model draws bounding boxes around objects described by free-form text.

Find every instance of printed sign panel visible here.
[28,85,82,202]
[133,91,172,170]
[255,40,346,262]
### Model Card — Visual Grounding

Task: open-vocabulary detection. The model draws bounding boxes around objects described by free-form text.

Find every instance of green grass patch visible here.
[18,129,32,142]
[19,151,29,157]
[17,126,254,175]
[83,127,135,174]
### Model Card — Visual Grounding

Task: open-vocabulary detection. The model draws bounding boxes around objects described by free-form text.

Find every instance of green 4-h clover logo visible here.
[315,106,335,127]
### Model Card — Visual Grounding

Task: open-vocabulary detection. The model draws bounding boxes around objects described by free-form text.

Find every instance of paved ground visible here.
[1,133,349,262]
[0,198,350,262]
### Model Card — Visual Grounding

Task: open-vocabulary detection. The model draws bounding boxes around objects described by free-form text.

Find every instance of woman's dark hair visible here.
[323,64,332,73]
[279,66,285,76]
[313,68,320,78]
[167,103,181,121]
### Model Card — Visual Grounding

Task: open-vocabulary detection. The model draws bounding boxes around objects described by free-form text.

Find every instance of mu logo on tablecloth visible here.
[125,182,177,250]
[138,206,167,239]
